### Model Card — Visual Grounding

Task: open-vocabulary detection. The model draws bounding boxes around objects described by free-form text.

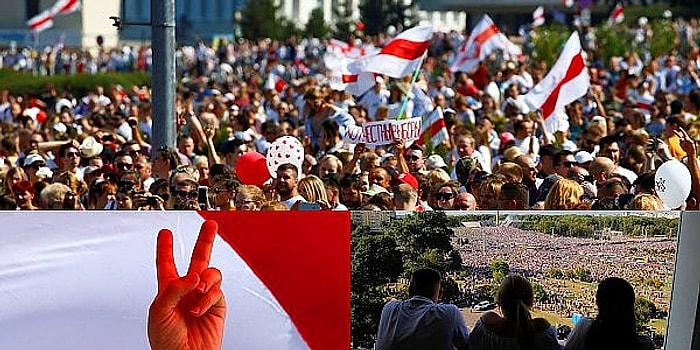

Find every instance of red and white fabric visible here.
[327,54,376,96]
[450,15,522,74]
[27,9,54,32]
[532,6,546,27]
[414,107,449,148]
[609,3,624,25]
[51,0,81,16]
[265,72,287,93]
[353,25,433,78]
[327,39,377,60]
[524,32,590,134]
[0,212,350,350]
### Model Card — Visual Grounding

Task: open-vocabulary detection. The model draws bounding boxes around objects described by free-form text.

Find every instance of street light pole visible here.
[151,0,176,152]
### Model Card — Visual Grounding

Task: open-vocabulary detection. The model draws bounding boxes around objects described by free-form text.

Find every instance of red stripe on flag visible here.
[540,50,586,118]
[473,24,499,46]
[200,211,351,350]
[30,15,52,29]
[379,39,430,60]
[342,74,358,83]
[56,0,79,14]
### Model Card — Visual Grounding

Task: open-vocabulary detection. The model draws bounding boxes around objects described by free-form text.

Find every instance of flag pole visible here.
[397,52,427,120]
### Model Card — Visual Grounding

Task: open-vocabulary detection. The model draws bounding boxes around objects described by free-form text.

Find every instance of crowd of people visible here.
[457,225,675,319]
[2,14,700,212]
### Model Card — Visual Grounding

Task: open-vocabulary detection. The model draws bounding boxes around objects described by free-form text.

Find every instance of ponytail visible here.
[513,299,535,350]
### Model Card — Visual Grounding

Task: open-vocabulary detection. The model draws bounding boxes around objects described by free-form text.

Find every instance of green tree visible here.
[240,0,282,40]
[532,282,547,303]
[634,297,658,331]
[490,259,510,284]
[546,267,564,279]
[358,0,418,36]
[332,0,355,41]
[305,7,331,39]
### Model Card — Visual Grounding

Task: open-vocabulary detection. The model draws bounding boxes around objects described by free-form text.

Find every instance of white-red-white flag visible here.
[27,9,54,32]
[524,32,590,133]
[532,6,546,27]
[609,3,624,25]
[353,25,433,78]
[414,107,449,148]
[50,0,81,16]
[327,38,377,60]
[450,15,522,73]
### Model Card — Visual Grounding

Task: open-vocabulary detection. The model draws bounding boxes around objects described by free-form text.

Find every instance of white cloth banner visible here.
[344,118,422,145]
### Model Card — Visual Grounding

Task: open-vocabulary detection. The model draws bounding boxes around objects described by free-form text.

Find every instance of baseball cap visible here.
[393,172,419,191]
[23,153,46,167]
[426,154,447,169]
[575,150,594,165]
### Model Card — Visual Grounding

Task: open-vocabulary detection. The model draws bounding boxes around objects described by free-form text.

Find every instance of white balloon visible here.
[655,159,691,209]
[266,136,305,177]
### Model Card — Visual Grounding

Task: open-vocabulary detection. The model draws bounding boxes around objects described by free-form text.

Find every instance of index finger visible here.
[187,220,218,275]
[156,229,179,291]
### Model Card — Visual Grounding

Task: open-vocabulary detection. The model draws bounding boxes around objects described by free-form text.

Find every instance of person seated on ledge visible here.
[564,277,654,350]
[469,274,561,350]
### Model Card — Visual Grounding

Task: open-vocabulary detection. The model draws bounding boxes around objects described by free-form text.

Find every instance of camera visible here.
[128,118,138,127]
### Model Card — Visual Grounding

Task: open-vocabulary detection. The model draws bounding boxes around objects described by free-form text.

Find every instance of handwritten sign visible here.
[344,118,422,146]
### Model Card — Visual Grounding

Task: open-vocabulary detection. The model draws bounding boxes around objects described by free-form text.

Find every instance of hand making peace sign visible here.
[148,220,227,350]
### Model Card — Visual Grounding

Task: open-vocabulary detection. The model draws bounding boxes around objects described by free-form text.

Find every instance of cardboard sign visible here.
[344,118,422,146]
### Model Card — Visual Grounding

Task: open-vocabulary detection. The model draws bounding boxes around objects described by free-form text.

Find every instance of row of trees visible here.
[514,214,679,238]
[239,0,417,41]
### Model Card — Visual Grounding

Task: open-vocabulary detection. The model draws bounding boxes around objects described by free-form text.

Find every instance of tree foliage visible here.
[490,259,510,284]
[635,296,658,331]
[358,0,418,36]
[240,0,283,40]
[332,0,355,41]
[305,7,331,39]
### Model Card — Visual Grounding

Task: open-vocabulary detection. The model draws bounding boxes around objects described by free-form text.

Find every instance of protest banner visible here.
[344,117,422,146]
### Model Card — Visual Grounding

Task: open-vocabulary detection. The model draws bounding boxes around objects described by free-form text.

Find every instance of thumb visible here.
[158,273,200,310]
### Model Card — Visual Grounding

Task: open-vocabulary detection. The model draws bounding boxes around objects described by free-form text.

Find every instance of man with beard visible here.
[339,173,363,210]
[275,163,306,209]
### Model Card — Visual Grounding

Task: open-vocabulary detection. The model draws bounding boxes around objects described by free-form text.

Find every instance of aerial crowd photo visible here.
[1,0,700,348]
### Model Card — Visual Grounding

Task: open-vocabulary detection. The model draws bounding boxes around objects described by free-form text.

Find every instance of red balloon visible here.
[235,152,270,187]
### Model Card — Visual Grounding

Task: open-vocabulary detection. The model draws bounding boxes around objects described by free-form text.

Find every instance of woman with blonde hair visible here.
[628,193,663,210]
[297,175,329,204]
[234,184,265,211]
[3,167,27,197]
[426,168,450,191]
[544,178,584,210]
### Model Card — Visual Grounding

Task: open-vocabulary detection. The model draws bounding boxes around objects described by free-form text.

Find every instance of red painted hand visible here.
[148,220,227,350]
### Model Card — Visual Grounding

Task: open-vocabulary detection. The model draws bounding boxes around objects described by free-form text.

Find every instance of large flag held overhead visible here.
[0,212,351,350]
[27,10,54,32]
[26,0,81,32]
[450,15,522,73]
[524,32,590,133]
[351,25,433,78]
[326,53,376,96]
